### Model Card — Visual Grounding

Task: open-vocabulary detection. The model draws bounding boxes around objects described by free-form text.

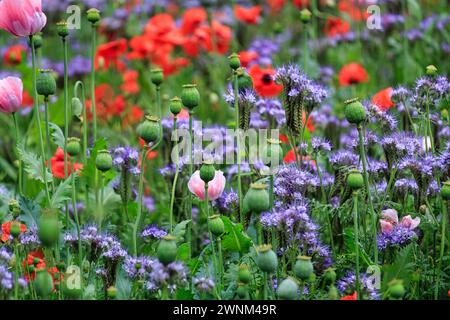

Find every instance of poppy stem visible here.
[352,191,361,300]
[233,71,243,225]
[169,117,179,233]
[90,23,98,142]
[12,113,23,195]
[133,145,149,256]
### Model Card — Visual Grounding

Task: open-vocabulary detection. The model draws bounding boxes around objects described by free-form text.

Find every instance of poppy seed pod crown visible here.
[170,97,183,116]
[150,68,164,86]
[87,8,101,24]
[229,53,241,70]
[56,21,69,38]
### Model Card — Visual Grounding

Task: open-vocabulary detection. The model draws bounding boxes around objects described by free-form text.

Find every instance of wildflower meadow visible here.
[0,0,449,304]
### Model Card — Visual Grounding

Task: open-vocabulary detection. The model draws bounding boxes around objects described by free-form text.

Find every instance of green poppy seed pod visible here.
[10,221,22,238]
[150,68,164,86]
[294,256,314,281]
[32,33,43,49]
[169,97,183,116]
[36,69,57,97]
[244,183,270,214]
[347,169,364,190]
[137,115,161,143]
[441,181,450,200]
[157,235,177,265]
[263,139,284,168]
[208,215,225,237]
[236,68,254,92]
[256,245,278,273]
[107,286,117,299]
[236,283,248,299]
[238,264,251,284]
[56,21,69,38]
[328,285,339,300]
[228,53,241,70]
[87,8,101,24]
[71,97,83,118]
[181,84,200,110]
[324,267,337,284]
[34,269,54,298]
[9,199,20,218]
[300,9,312,24]
[388,279,405,300]
[344,98,366,125]
[66,137,81,157]
[426,65,438,76]
[95,150,113,172]
[38,212,60,248]
[200,160,216,183]
[277,277,299,300]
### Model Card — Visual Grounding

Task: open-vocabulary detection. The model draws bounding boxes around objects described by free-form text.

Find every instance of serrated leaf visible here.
[17,140,53,183]
[173,219,191,242]
[48,122,65,148]
[50,174,75,209]
[221,216,252,254]
[18,196,41,227]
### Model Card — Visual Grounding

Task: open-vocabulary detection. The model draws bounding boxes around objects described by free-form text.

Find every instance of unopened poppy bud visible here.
[294,256,314,281]
[66,137,81,157]
[344,98,366,125]
[150,68,164,86]
[347,169,364,190]
[96,150,113,172]
[107,286,117,299]
[238,264,251,284]
[236,283,248,299]
[441,181,450,200]
[328,285,339,300]
[236,68,253,92]
[169,97,183,116]
[200,160,216,183]
[244,183,270,214]
[137,115,161,144]
[56,21,69,38]
[208,215,225,237]
[87,8,101,24]
[228,53,241,70]
[36,69,56,97]
[388,279,405,300]
[181,84,200,110]
[9,199,20,218]
[419,204,428,214]
[71,97,83,117]
[324,267,337,284]
[157,235,177,265]
[256,244,278,273]
[38,210,60,248]
[300,9,312,24]
[34,269,54,298]
[277,277,299,300]
[10,221,22,237]
[426,65,438,76]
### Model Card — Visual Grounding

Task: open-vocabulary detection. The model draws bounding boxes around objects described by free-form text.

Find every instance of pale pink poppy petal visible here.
[381,209,399,224]
[401,215,420,230]
[380,220,394,234]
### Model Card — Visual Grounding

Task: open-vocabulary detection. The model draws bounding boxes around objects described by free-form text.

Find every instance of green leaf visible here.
[173,220,191,242]
[382,244,415,289]
[16,140,53,184]
[115,270,132,300]
[221,216,252,254]
[50,174,75,209]
[48,122,65,148]
[81,138,107,184]
[19,196,41,227]
[176,243,190,263]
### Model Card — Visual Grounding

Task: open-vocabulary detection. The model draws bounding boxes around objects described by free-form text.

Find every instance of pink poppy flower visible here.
[401,215,420,230]
[380,209,420,234]
[0,0,47,37]
[381,209,399,224]
[0,76,23,114]
[188,170,226,201]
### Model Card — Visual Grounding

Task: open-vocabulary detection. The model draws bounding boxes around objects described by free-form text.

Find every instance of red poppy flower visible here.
[279,133,289,144]
[248,65,283,98]
[324,17,350,38]
[50,148,83,179]
[341,292,357,300]
[95,39,127,71]
[180,7,207,34]
[338,63,369,87]
[293,0,310,8]
[234,5,262,25]
[22,91,33,108]
[1,221,27,242]
[338,0,369,22]
[372,87,394,112]
[283,149,315,165]
[239,51,258,68]
[3,44,27,66]
[138,137,159,160]
[267,0,286,13]
[121,70,140,94]
[23,251,45,281]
